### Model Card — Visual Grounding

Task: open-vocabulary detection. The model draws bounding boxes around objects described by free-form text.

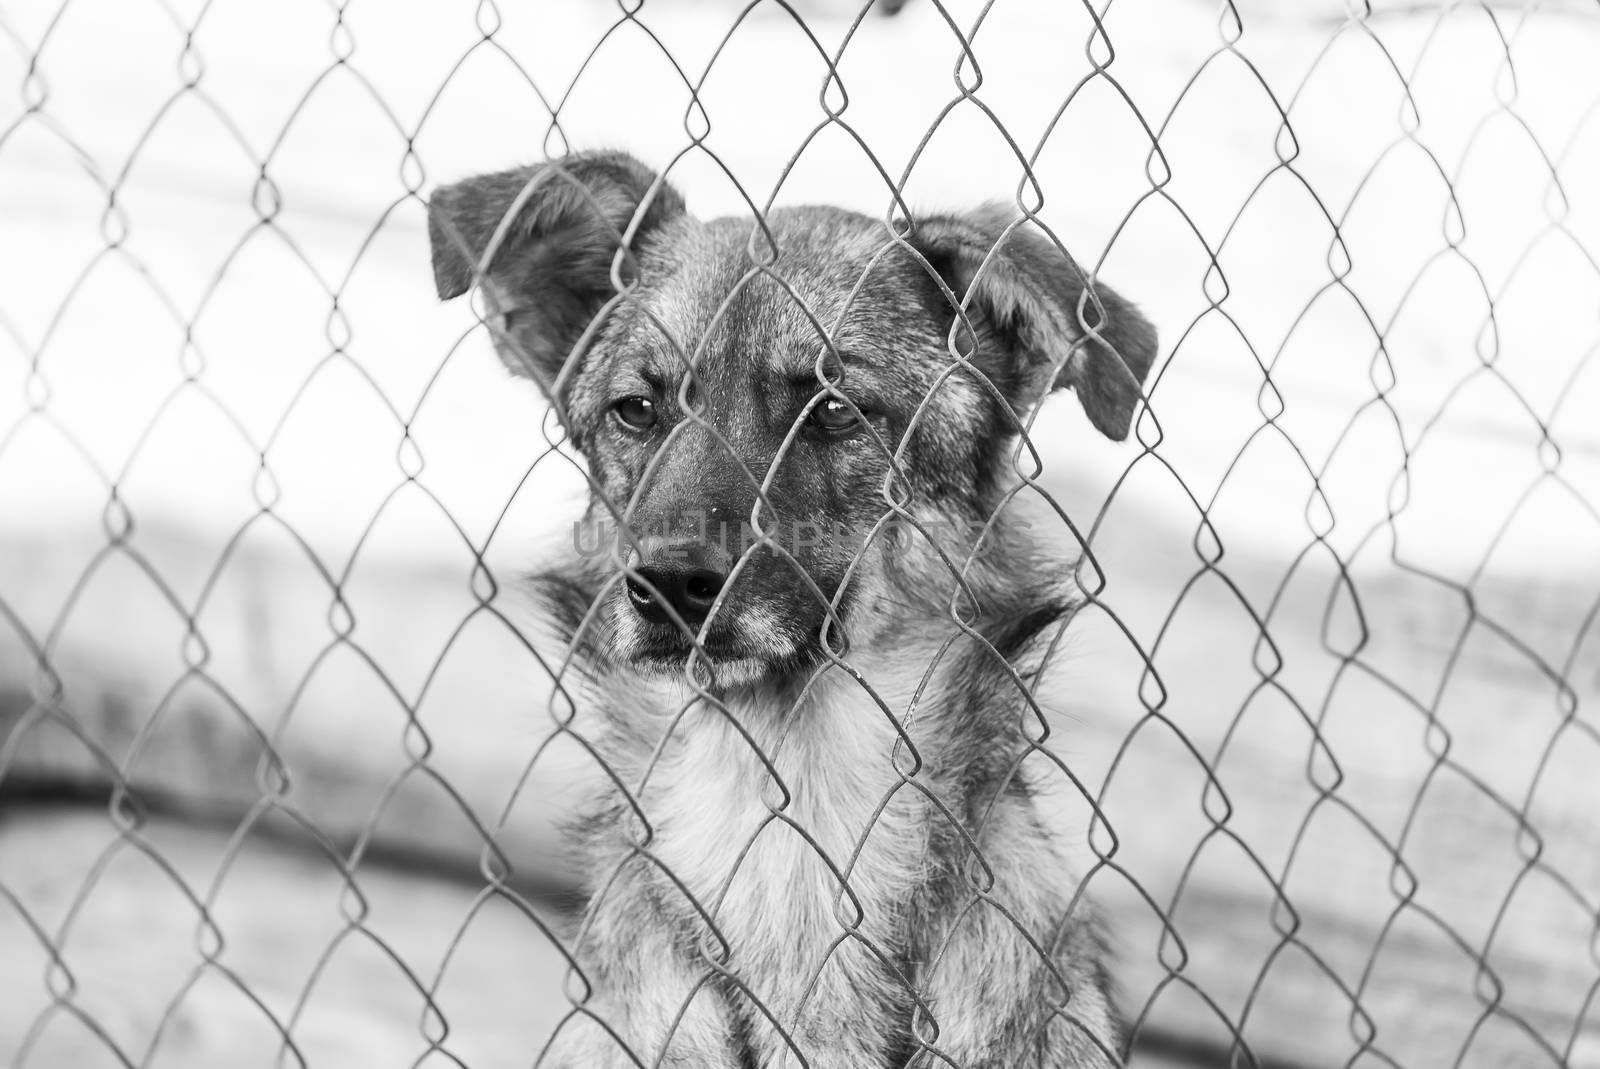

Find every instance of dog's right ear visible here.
[427,151,686,387]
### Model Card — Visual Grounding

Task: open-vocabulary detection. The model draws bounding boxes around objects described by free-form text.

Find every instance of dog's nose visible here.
[625,554,727,628]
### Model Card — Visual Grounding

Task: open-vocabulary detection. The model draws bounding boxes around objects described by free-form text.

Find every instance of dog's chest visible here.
[643,683,929,998]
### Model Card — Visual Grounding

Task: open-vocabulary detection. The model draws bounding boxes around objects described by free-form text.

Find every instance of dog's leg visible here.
[912,901,1122,1069]
[540,866,745,1069]
[910,800,1123,1069]
[765,944,912,1069]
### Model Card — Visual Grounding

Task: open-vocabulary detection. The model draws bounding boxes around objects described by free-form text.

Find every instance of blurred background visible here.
[2,0,1599,1066]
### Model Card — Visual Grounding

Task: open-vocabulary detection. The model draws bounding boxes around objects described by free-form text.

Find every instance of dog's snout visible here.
[625,556,727,628]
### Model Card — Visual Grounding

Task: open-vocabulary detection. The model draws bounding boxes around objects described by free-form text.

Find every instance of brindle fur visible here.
[428,151,1157,1069]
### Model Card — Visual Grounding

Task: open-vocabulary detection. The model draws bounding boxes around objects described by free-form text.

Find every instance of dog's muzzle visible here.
[614,532,847,682]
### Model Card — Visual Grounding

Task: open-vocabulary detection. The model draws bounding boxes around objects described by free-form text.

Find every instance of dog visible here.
[427,150,1157,1069]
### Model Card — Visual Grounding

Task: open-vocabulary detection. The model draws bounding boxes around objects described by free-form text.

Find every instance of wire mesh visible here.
[2,1,1599,1067]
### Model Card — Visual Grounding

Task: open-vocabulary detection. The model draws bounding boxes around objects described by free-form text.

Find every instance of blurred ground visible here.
[3,0,1600,1066]
[0,809,570,1069]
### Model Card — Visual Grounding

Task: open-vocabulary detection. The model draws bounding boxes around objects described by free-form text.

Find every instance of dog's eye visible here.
[808,397,860,434]
[613,396,657,430]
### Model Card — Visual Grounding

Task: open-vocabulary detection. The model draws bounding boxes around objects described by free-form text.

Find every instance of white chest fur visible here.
[638,670,932,1022]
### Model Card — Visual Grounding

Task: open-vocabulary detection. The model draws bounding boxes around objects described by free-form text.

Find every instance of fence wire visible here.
[2,1,1599,1068]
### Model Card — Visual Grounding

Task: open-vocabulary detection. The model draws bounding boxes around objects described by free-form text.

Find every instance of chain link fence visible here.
[3,0,1599,1066]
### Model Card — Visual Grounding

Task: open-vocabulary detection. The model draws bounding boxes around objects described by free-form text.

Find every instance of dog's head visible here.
[429,151,1157,689]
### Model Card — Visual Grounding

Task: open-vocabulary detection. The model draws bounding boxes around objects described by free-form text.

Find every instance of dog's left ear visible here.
[911,206,1158,441]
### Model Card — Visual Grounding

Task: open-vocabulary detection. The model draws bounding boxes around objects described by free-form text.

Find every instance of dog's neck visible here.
[544,581,1083,770]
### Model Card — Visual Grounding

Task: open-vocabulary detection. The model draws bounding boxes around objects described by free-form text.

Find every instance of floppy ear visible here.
[427,150,686,387]
[911,205,1158,441]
